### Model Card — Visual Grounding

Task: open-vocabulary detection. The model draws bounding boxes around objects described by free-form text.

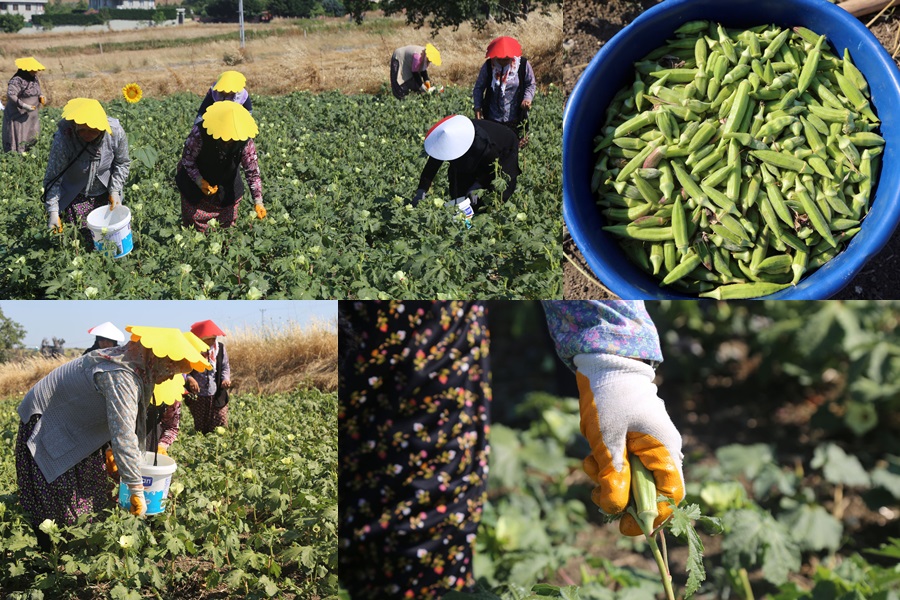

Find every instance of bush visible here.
[103,7,178,20]
[205,0,264,20]
[0,13,25,32]
[267,0,316,17]
[32,12,104,26]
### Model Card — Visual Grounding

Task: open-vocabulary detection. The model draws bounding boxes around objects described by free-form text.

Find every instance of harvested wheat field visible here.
[0,9,563,104]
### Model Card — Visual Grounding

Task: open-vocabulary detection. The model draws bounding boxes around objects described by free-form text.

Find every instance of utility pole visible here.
[238,0,245,48]
[260,309,267,328]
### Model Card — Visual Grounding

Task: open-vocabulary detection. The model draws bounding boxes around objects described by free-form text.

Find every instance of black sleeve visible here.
[196,90,214,119]
[244,94,253,114]
[417,156,443,192]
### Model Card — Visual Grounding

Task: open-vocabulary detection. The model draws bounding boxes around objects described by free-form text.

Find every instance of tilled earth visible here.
[563,0,900,299]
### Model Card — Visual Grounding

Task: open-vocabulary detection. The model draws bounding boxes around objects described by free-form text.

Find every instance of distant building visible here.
[89,0,155,9]
[0,0,48,22]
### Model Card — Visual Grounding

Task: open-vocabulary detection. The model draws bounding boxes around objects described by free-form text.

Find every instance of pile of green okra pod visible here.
[592,21,884,299]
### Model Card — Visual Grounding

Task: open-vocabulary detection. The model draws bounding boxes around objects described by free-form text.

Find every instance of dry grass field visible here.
[0,318,337,400]
[0,9,563,103]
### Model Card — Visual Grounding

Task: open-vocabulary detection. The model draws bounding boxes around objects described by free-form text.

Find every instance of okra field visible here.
[0,389,338,599]
[0,86,562,300]
[464,301,900,599]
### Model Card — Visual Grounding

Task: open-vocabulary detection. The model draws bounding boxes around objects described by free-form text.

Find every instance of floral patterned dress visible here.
[338,301,491,599]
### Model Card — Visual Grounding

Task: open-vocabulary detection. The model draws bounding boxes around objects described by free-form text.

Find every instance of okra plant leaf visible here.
[715,443,774,480]
[811,443,870,487]
[778,503,843,552]
[871,456,900,499]
[722,509,801,585]
[666,500,719,598]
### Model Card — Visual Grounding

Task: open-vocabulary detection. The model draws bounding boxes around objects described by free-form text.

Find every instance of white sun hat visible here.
[424,115,476,161]
[87,321,125,342]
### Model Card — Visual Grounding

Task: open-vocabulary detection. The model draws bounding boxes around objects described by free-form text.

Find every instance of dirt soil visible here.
[563,0,900,300]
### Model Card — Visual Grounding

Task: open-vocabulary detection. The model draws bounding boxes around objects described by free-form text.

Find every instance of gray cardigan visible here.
[18,353,146,484]
[43,117,131,214]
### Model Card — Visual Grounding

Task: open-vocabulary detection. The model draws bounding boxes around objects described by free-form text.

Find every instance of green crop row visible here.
[0,389,338,598]
[0,86,562,300]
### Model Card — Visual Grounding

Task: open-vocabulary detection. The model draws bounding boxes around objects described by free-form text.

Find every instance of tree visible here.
[379,0,560,31]
[345,0,369,23]
[0,308,25,363]
[0,13,26,33]
[267,0,316,18]
[205,0,264,21]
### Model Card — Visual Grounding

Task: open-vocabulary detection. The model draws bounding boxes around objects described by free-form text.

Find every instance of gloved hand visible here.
[39,96,46,106]
[254,202,267,219]
[521,99,532,110]
[105,448,119,482]
[48,211,63,233]
[573,353,684,537]
[411,189,426,207]
[128,485,147,517]
[196,177,218,196]
[109,191,122,210]
[157,444,168,456]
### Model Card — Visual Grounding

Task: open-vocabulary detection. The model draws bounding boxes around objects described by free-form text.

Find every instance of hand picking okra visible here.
[592,21,884,299]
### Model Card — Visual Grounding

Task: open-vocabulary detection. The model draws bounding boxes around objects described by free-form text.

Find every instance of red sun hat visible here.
[486,36,522,59]
[190,319,226,339]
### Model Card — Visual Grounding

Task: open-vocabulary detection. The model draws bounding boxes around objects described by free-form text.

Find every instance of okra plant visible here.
[625,455,723,600]
[593,21,883,298]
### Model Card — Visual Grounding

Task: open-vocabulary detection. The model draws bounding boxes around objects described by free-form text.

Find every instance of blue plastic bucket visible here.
[118,452,177,515]
[563,0,900,299]
[86,205,133,259]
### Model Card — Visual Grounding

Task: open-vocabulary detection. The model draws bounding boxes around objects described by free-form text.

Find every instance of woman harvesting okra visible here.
[593,21,883,299]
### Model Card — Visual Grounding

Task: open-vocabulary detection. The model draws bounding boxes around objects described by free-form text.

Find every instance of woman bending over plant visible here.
[175,102,267,232]
[15,326,210,550]
[42,98,130,244]
[411,115,521,213]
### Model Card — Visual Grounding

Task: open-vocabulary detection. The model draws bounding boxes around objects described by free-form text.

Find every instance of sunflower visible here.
[122,83,143,104]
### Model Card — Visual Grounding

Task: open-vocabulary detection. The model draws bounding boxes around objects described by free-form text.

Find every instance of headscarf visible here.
[491,56,521,96]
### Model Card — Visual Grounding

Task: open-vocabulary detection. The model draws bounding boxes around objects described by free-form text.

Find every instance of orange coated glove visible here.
[105,448,119,483]
[109,191,122,210]
[574,353,684,537]
[254,203,267,219]
[157,445,168,456]
[128,486,147,517]
[197,178,218,196]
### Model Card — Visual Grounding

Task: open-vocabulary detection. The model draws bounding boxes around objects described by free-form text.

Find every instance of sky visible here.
[0,301,337,348]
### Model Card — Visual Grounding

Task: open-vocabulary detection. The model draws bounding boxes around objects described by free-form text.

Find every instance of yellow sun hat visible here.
[61,98,111,134]
[126,325,212,372]
[152,374,187,406]
[183,330,210,355]
[15,57,45,72]
[425,43,442,67]
[201,101,258,142]
[213,70,247,93]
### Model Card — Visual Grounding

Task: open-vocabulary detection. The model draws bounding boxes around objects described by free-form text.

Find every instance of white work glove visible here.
[109,191,122,210]
[573,353,684,536]
[48,211,62,232]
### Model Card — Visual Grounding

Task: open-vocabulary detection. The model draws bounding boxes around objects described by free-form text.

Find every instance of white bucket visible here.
[118,451,177,515]
[86,205,133,258]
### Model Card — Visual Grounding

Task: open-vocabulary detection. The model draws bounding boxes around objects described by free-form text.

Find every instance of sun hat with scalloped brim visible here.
[201,101,258,141]
[15,57,45,72]
[183,331,210,355]
[424,43,442,66]
[152,374,187,406]
[424,114,475,161]
[213,70,246,93]
[87,321,125,343]
[61,98,111,134]
[126,325,212,372]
